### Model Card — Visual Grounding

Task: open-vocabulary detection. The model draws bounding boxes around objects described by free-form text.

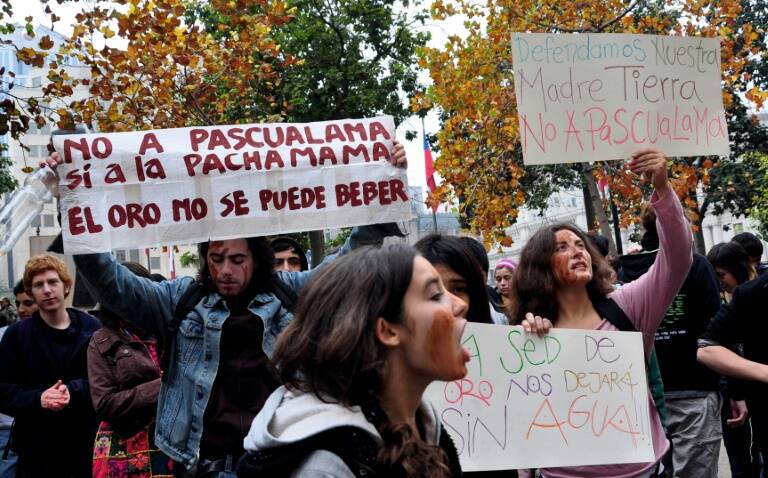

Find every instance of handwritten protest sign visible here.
[511,33,729,165]
[51,116,411,253]
[425,323,654,471]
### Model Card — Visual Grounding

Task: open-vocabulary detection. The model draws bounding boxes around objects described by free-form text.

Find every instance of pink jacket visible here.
[527,185,692,478]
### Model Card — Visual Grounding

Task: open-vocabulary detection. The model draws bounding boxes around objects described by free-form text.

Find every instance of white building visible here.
[0,26,87,293]
[0,26,197,297]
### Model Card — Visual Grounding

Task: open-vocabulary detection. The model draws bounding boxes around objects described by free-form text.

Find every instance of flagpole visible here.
[422,117,438,234]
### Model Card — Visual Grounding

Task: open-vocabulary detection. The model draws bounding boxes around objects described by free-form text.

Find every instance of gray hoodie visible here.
[243,386,445,477]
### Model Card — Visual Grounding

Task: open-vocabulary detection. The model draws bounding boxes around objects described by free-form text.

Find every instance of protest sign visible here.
[511,33,729,165]
[425,323,654,471]
[51,116,411,254]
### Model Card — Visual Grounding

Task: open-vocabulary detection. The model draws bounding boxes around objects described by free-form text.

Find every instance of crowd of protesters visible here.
[0,144,765,478]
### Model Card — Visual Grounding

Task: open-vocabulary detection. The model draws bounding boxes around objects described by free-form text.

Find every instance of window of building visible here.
[129,249,140,263]
[31,77,41,87]
[150,257,161,271]
[115,250,127,263]
[42,214,54,227]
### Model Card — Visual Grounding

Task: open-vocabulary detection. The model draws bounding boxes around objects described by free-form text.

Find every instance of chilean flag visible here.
[424,133,438,212]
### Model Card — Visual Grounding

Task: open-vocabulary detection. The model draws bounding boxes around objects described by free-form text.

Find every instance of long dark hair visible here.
[414,234,492,324]
[197,236,275,294]
[274,244,452,478]
[707,242,754,285]
[514,223,614,324]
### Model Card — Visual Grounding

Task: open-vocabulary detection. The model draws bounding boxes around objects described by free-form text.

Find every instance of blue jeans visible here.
[0,427,17,478]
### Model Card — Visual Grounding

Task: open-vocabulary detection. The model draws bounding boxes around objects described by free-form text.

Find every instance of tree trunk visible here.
[582,183,597,231]
[693,225,706,255]
[581,165,617,256]
[309,230,325,268]
[691,201,707,255]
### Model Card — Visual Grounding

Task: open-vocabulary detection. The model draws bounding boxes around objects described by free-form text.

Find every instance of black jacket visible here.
[619,251,722,393]
[700,273,768,401]
[0,308,100,461]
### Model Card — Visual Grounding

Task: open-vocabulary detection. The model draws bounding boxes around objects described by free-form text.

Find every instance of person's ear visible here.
[375,317,401,348]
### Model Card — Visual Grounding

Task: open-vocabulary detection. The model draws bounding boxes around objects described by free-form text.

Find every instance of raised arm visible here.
[74,252,193,337]
[698,275,768,382]
[610,149,693,351]
[277,223,404,292]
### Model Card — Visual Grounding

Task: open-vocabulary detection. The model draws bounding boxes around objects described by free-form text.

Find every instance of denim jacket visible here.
[73,225,392,468]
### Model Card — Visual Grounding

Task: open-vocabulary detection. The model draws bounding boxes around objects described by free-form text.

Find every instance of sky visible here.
[7,0,461,194]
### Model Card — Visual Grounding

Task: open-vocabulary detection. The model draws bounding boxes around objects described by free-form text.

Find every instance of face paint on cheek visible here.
[552,254,570,280]
[208,261,221,281]
[551,253,577,284]
[426,310,467,380]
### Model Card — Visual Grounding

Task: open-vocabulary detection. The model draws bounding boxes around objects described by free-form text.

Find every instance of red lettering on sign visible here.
[220,191,250,217]
[138,132,164,155]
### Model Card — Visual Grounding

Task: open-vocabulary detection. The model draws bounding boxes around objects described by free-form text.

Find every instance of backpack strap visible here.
[592,297,636,332]
[438,425,463,478]
[237,426,381,478]
[160,282,206,382]
[316,427,381,477]
[593,297,653,369]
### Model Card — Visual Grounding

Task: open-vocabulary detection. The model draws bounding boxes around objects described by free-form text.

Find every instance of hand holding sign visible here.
[628,148,669,191]
[521,312,553,337]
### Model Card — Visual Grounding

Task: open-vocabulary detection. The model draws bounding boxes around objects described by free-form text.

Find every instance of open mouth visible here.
[571,261,588,271]
[458,319,471,362]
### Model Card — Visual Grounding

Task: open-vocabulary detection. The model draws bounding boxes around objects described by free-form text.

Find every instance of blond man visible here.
[0,255,100,477]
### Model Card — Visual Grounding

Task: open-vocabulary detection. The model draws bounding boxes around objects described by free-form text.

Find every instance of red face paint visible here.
[426,309,467,380]
[551,230,592,286]
[206,239,254,297]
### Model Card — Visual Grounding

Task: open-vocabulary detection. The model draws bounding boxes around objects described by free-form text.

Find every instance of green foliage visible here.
[279,0,428,130]
[747,152,768,240]
[192,0,429,133]
[179,251,200,268]
[699,100,768,221]
[0,144,17,196]
[326,227,352,249]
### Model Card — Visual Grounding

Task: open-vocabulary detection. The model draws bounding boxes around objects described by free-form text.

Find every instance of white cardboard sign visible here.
[52,116,411,253]
[511,33,729,164]
[425,323,654,471]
